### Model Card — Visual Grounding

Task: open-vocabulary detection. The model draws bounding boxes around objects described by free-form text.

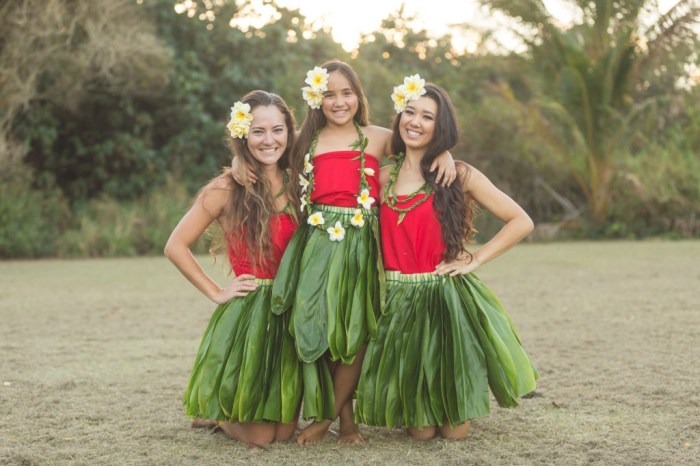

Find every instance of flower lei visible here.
[299,121,376,242]
[390,74,427,113]
[227,101,253,138]
[384,153,433,225]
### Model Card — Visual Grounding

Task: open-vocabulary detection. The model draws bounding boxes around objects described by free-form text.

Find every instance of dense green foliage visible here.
[1,0,699,257]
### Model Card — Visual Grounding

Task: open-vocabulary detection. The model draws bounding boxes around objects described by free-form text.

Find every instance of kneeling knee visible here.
[407,427,438,441]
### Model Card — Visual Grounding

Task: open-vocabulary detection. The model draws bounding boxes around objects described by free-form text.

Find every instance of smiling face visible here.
[399,96,438,153]
[246,105,288,166]
[320,70,359,127]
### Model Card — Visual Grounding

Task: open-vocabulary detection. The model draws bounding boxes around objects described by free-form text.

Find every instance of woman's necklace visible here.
[383,153,433,225]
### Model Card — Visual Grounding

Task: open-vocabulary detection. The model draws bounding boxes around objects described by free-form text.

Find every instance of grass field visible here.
[1,241,699,465]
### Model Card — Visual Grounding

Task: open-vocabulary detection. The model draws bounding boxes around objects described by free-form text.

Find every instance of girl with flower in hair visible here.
[164,90,302,446]
[355,80,539,440]
[267,60,457,445]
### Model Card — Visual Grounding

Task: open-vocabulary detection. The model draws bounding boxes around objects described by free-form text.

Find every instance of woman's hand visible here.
[430,151,457,187]
[434,254,481,276]
[231,157,258,185]
[212,274,259,304]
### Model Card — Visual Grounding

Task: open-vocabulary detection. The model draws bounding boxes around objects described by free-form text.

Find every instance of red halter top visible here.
[380,193,445,274]
[310,151,381,207]
[227,213,297,278]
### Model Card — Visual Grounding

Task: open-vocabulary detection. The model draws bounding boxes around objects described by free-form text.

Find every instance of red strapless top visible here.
[310,151,380,207]
[381,193,445,273]
[227,213,297,278]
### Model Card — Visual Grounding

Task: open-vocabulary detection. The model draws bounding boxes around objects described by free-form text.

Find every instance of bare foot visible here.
[296,420,332,446]
[218,421,267,449]
[190,419,218,429]
[337,427,364,445]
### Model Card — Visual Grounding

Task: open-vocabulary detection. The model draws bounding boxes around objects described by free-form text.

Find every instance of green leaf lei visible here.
[299,121,375,240]
[383,153,433,225]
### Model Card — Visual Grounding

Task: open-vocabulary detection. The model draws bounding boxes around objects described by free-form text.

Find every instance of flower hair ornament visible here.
[301,66,329,109]
[227,101,254,138]
[391,74,427,113]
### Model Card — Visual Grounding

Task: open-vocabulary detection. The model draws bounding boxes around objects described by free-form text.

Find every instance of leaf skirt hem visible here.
[355,271,538,429]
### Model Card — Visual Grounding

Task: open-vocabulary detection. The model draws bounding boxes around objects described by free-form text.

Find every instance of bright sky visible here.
[269,0,679,52]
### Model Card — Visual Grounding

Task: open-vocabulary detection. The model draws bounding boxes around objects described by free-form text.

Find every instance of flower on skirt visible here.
[327,221,346,241]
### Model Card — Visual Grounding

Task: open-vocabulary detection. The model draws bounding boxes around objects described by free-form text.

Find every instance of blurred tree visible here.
[482,0,700,223]
[1,0,172,199]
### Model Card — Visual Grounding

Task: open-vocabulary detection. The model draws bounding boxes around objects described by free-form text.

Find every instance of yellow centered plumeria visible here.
[303,153,314,174]
[327,221,346,241]
[302,66,329,109]
[307,212,325,226]
[350,209,365,228]
[227,101,253,138]
[391,85,408,113]
[357,189,376,210]
[299,174,310,193]
[391,74,427,113]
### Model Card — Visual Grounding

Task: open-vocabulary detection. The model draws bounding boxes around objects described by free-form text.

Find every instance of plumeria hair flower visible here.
[301,66,329,109]
[227,101,254,138]
[391,74,427,113]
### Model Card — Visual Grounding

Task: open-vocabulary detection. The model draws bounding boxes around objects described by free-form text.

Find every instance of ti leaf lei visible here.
[383,152,433,225]
[299,121,376,241]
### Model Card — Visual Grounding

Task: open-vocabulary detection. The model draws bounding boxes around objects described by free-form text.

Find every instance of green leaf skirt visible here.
[271,204,385,365]
[355,271,538,429]
[271,203,385,420]
[183,279,302,424]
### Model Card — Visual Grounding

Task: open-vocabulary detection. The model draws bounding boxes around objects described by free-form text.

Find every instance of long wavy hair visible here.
[292,59,370,175]
[215,90,299,272]
[390,83,477,262]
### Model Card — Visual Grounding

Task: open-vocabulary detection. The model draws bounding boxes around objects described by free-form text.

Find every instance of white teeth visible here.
[407,130,421,137]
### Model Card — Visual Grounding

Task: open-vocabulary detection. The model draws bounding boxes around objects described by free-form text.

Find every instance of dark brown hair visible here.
[218,90,299,271]
[292,59,370,179]
[390,83,476,261]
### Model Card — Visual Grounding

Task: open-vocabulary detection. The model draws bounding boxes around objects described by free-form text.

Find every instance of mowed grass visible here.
[1,241,699,465]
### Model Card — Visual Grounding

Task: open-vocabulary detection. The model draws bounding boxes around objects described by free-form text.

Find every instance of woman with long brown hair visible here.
[164,90,302,446]
[355,79,539,440]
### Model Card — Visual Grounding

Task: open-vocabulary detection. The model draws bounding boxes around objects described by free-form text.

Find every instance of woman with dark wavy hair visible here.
[355,80,539,440]
[164,90,302,446]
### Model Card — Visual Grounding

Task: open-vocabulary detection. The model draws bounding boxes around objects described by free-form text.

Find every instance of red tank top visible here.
[310,151,380,207]
[380,193,445,273]
[227,213,297,278]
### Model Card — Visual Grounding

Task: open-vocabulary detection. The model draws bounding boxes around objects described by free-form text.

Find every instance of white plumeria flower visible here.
[299,174,310,193]
[227,121,248,139]
[357,189,376,210]
[391,85,408,113]
[307,211,325,226]
[350,209,365,228]
[327,221,346,241]
[363,167,375,177]
[302,86,324,109]
[300,196,307,212]
[305,66,329,91]
[403,74,426,100]
[303,153,314,174]
[230,101,253,124]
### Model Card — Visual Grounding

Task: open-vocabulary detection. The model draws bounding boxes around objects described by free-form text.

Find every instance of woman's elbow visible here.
[163,237,176,259]
[523,215,535,235]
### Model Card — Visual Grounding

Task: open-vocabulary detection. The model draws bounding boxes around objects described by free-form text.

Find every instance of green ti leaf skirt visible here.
[355,271,538,429]
[271,203,385,420]
[183,279,302,424]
